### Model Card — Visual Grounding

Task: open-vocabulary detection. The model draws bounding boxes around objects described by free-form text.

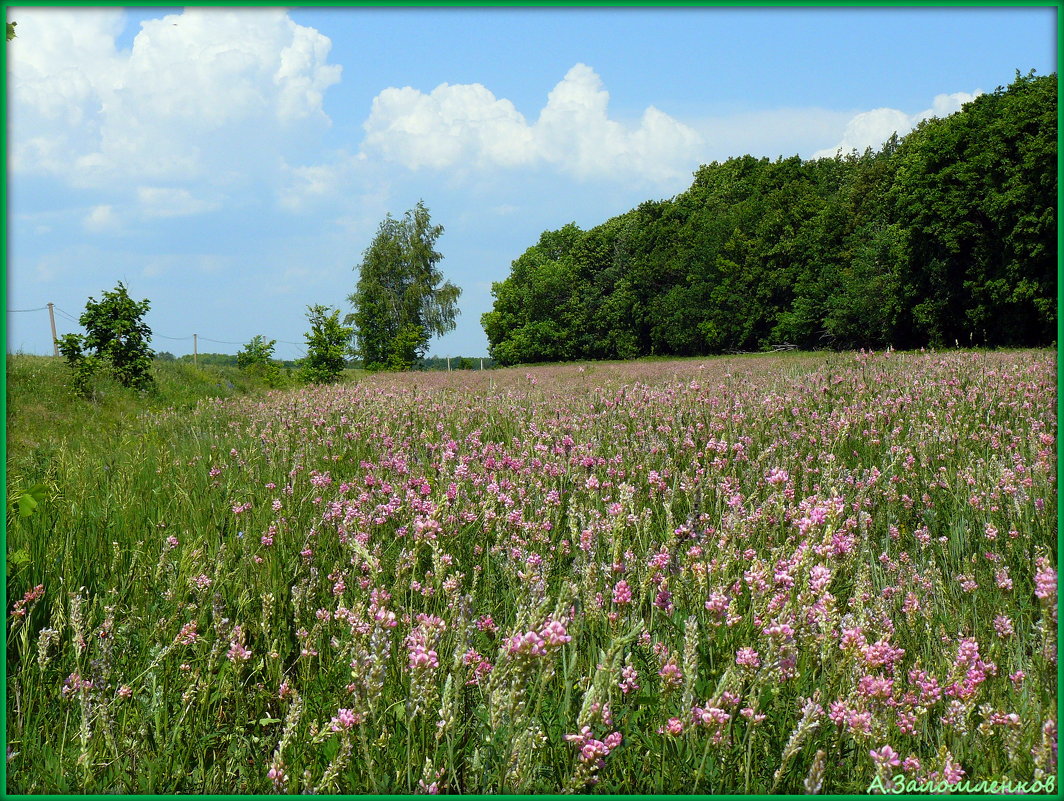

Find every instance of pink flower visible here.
[740,707,767,723]
[765,468,789,486]
[862,639,905,671]
[227,641,251,663]
[579,740,608,765]
[1034,559,1056,600]
[190,574,212,590]
[895,709,916,735]
[857,674,894,700]
[619,664,641,695]
[408,643,439,670]
[763,622,794,640]
[995,568,1013,591]
[705,591,729,616]
[870,745,901,770]
[846,710,873,737]
[735,647,760,669]
[267,764,288,788]
[505,630,547,658]
[330,707,362,731]
[692,705,731,729]
[175,621,200,645]
[993,615,1014,638]
[659,662,683,688]
[563,725,592,744]
[539,618,572,647]
[942,756,965,783]
[659,717,685,736]
[612,580,633,606]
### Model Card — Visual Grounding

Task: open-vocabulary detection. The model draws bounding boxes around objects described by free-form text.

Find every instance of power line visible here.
[16,303,312,358]
[53,306,80,322]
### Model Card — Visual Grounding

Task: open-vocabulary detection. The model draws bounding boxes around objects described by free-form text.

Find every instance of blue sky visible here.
[6,5,1057,361]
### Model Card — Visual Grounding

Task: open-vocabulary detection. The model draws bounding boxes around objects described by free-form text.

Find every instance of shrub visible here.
[299,305,352,384]
[58,282,154,394]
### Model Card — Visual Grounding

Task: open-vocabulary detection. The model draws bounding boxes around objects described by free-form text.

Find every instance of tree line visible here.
[56,288,359,393]
[482,70,1056,365]
[56,201,468,394]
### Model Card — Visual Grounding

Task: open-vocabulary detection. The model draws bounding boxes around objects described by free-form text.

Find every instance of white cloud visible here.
[363,82,535,170]
[9,8,342,186]
[277,157,357,212]
[83,204,120,232]
[361,63,703,185]
[136,187,222,218]
[917,91,982,123]
[812,90,981,159]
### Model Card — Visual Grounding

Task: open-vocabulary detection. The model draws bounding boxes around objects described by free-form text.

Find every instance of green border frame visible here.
[1,2,1060,800]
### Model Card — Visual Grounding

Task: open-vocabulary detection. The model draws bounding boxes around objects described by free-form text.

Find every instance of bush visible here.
[237,335,285,387]
[58,282,154,395]
[299,305,353,384]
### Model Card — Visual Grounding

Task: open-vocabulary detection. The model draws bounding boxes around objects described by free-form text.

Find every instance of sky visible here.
[5,5,1058,361]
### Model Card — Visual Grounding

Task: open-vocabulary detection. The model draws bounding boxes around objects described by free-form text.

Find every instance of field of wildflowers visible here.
[6,349,1057,793]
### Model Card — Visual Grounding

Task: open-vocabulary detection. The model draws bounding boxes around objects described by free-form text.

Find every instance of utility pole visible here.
[480,358,484,371]
[447,356,451,372]
[47,303,58,356]
[193,333,198,366]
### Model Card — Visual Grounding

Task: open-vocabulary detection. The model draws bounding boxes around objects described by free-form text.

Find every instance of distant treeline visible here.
[482,71,1056,365]
[156,352,303,370]
[418,355,496,370]
[155,351,495,371]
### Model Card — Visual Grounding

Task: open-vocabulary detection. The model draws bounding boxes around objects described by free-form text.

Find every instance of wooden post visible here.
[480,358,484,371]
[193,333,198,366]
[447,356,451,372]
[47,303,58,356]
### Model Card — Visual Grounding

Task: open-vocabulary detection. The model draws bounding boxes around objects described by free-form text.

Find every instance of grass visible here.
[5,348,1058,793]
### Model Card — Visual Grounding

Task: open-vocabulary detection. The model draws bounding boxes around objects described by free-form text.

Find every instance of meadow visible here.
[5,349,1057,793]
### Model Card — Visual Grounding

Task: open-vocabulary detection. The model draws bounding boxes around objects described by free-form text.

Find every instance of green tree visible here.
[237,334,284,386]
[300,305,352,384]
[348,201,462,371]
[482,69,1055,360]
[237,335,276,369]
[56,334,101,397]
[58,282,155,393]
[889,70,1056,347]
[482,223,585,365]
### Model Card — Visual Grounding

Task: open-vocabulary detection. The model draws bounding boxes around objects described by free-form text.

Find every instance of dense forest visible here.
[482,71,1056,365]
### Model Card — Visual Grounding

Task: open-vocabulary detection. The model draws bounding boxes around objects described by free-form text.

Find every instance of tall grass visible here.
[6,349,1057,793]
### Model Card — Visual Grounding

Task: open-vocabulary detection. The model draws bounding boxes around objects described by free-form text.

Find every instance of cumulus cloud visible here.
[136,187,222,218]
[277,157,360,212]
[83,204,120,233]
[361,63,703,184]
[812,90,981,159]
[9,8,342,186]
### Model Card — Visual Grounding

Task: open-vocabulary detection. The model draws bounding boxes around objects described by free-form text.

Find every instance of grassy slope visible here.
[5,355,362,483]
